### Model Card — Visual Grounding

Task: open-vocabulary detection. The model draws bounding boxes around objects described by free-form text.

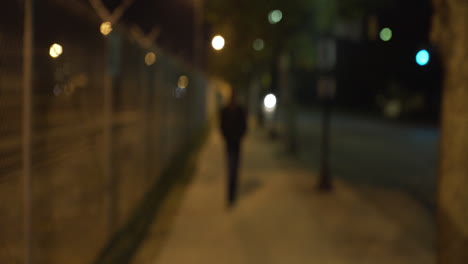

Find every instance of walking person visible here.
[220,91,247,207]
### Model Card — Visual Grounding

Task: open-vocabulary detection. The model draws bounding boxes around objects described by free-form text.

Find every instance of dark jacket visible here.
[220,104,247,145]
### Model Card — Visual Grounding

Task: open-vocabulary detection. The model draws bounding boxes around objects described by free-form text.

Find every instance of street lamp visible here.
[263,93,277,112]
[211,35,225,50]
[100,22,113,36]
[49,43,63,58]
[263,93,277,139]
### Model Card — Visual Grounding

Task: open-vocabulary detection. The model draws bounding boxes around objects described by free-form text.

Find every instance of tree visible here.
[204,0,389,85]
[204,0,320,87]
[431,0,468,263]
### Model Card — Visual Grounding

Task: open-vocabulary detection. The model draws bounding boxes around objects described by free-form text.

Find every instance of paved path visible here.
[132,129,435,264]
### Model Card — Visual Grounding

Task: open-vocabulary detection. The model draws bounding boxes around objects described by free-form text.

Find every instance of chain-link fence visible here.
[0,1,214,263]
[0,0,25,263]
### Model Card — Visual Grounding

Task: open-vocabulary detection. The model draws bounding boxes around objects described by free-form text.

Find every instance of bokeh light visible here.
[268,10,283,24]
[416,49,430,66]
[145,52,156,66]
[253,38,265,51]
[49,43,63,58]
[211,35,225,50]
[263,93,277,112]
[379,27,392,41]
[178,75,189,89]
[384,99,402,118]
[100,22,112,36]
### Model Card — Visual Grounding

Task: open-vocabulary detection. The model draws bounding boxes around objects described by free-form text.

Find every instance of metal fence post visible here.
[22,0,34,263]
[104,36,114,235]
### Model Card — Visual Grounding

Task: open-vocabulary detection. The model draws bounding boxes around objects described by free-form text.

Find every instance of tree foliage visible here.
[204,0,388,84]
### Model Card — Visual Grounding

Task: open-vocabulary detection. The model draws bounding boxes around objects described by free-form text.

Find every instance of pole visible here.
[316,36,336,191]
[193,0,202,69]
[23,0,34,263]
[193,0,205,130]
[104,35,115,235]
[318,97,332,191]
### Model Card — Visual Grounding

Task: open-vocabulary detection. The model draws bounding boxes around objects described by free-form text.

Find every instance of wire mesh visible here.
[0,1,212,263]
[0,1,25,263]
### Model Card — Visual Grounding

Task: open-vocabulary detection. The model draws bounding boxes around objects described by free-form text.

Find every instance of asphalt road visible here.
[289,111,439,209]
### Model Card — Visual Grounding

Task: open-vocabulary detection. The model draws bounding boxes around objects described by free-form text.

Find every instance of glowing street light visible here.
[49,43,63,58]
[211,35,225,50]
[145,52,156,66]
[100,22,113,36]
[416,49,430,66]
[263,93,277,112]
[379,27,392,41]
[268,10,283,24]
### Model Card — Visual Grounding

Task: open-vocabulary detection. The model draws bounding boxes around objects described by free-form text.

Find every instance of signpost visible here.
[317,36,336,191]
[317,77,335,191]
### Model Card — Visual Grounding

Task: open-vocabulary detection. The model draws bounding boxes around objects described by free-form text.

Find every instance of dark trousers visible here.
[226,142,241,206]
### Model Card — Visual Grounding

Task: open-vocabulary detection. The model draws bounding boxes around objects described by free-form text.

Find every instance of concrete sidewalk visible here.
[131,129,435,264]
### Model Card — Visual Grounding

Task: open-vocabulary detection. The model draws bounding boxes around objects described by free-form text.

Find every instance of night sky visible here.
[91,0,435,66]
[122,0,196,59]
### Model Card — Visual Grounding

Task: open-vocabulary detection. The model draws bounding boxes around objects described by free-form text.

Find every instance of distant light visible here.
[253,38,265,51]
[379,27,392,41]
[212,35,225,50]
[100,22,113,36]
[145,52,156,66]
[178,75,189,89]
[384,100,402,118]
[263,93,277,112]
[416,49,430,66]
[49,43,63,58]
[268,10,283,24]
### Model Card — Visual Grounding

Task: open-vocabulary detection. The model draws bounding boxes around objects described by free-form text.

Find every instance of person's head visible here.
[229,89,238,106]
